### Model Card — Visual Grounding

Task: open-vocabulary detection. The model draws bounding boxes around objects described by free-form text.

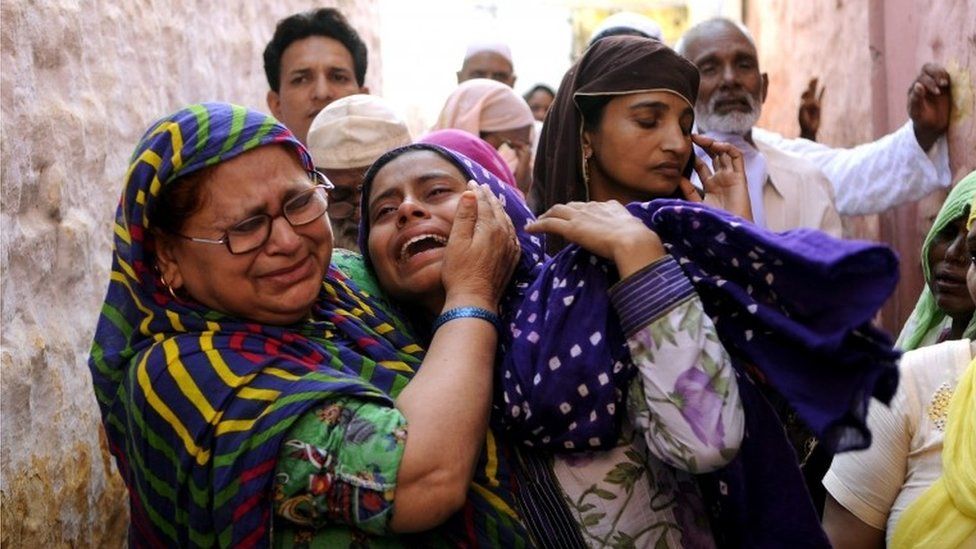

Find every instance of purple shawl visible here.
[360,144,900,545]
[634,200,899,547]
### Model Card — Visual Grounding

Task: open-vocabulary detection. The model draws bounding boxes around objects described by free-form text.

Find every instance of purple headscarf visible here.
[359,143,634,450]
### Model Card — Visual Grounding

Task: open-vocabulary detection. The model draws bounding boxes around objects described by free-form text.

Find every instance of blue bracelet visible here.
[432,306,501,333]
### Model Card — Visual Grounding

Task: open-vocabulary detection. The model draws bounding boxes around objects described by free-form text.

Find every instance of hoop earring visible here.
[160,275,179,300]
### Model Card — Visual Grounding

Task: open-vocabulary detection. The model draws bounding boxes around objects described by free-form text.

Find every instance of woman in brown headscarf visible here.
[506,36,756,548]
[529,36,751,251]
[527,36,866,548]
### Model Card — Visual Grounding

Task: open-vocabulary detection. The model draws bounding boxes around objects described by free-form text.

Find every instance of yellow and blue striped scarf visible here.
[89,103,527,547]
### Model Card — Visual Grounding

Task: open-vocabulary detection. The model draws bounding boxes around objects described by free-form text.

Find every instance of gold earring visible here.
[154,271,178,300]
[582,149,593,188]
[153,263,179,300]
[161,276,178,300]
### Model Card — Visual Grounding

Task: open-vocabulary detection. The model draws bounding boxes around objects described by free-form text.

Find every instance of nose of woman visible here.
[395,198,430,228]
[946,227,968,265]
[263,215,305,255]
[660,119,690,156]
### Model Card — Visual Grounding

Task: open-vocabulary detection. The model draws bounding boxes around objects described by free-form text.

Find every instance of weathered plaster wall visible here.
[747,0,874,148]
[0,1,380,545]
[746,0,976,332]
[748,0,974,174]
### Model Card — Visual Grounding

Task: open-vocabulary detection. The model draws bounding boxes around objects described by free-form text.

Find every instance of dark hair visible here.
[149,166,216,236]
[577,95,614,133]
[263,8,368,92]
[523,84,556,102]
[358,144,467,254]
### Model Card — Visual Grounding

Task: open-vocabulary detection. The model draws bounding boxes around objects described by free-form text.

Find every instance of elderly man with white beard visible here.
[679,18,953,220]
[678,18,843,236]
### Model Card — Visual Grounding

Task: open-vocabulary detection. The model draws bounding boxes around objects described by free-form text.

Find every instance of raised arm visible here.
[798,77,824,142]
[391,184,519,532]
[753,64,952,216]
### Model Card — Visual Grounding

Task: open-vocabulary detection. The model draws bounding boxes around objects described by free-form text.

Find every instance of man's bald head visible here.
[678,18,767,136]
[677,18,757,61]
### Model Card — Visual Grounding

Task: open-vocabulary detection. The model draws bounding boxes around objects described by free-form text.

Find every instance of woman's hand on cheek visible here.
[526,201,666,278]
[692,134,753,222]
[441,182,520,312]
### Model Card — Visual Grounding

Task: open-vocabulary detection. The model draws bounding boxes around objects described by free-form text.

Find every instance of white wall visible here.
[0,1,379,544]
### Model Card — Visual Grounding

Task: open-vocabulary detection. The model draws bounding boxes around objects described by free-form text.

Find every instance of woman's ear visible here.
[153,232,185,290]
[581,130,594,160]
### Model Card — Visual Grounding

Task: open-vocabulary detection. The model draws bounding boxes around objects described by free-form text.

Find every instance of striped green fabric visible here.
[89,103,427,547]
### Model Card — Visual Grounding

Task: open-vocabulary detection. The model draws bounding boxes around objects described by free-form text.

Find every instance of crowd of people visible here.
[87,7,973,548]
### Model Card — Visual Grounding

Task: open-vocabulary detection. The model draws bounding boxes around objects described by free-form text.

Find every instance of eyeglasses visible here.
[175,171,334,255]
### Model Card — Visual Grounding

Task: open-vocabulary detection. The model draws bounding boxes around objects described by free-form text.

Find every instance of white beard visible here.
[695,92,762,135]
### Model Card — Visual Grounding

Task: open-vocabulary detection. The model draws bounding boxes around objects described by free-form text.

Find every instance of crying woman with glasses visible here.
[89,103,531,546]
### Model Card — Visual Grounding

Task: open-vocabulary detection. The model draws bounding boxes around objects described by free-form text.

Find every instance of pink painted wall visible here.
[748,1,874,149]
[746,0,976,334]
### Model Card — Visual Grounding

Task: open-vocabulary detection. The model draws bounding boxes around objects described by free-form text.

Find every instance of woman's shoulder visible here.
[899,339,973,389]
[332,249,385,297]
[896,338,973,416]
[329,249,415,338]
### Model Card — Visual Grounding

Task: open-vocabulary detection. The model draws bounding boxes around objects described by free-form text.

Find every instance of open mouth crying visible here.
[399,234,448,262]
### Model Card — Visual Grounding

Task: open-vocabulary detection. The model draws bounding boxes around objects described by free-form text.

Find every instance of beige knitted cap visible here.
[307,94,412,169]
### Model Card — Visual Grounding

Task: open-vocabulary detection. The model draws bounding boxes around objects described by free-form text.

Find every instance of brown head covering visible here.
[531,36,699,219]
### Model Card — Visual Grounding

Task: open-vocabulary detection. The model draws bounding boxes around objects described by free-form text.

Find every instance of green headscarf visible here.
[897,171,976,350]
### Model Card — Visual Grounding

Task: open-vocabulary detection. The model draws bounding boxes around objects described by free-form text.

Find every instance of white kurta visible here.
[752,122,951,216]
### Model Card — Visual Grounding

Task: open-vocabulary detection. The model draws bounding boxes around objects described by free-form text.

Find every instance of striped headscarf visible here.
[88,103,428,547]
[897,171,976,351]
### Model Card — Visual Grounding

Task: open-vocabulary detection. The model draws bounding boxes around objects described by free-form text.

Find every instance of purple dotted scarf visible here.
[360,144,900,545]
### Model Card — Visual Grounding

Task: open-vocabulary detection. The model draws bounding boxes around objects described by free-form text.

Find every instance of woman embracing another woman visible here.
[88,102,530,546]
[90,39,903,549]
[348,37,902,548]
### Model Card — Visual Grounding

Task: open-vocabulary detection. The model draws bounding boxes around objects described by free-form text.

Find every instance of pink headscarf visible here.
[433,78,535,134]
[419,129,521,193]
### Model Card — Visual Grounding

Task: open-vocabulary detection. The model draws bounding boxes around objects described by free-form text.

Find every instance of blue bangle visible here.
[432,306,501,333]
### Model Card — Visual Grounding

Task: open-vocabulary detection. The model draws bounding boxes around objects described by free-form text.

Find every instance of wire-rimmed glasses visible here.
[174,171,334,255]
